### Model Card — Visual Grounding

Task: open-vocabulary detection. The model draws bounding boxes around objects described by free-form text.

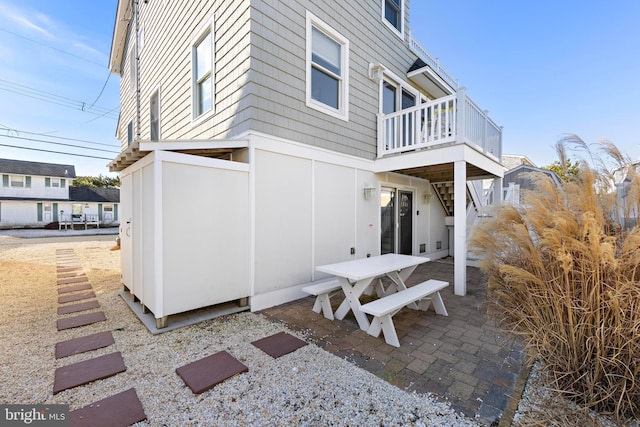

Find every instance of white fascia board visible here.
[138,139,249,152]
[109,0,133,74]
[154,150,250,173]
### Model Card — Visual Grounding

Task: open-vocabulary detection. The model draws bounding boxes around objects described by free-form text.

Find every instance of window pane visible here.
[195,33,212,81]
[312,27,340,75]
[198,76,212,113]
[385,0,401,29]
[311,67,339,109]
[383,82,397,114]
[150,91,159,140]
[402,89,415,109]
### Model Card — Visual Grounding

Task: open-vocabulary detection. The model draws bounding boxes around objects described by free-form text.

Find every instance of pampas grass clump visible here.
[470,137,640,421]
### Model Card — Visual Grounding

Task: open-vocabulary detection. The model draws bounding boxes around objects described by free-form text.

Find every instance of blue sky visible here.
[412,0,640,167]
[0,1,638,177]
[0,0,119,177]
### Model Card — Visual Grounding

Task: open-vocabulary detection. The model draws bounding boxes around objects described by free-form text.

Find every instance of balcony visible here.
[377,88,502,161]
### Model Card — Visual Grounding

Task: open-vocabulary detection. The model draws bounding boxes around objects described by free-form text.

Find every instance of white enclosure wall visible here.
[119,150,250,320]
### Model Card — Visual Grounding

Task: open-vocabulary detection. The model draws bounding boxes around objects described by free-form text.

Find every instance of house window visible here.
[45,178,64,188]
[192,22,213,119]
[306,11,349,121]
[10,175,25,188]
[127,121,133,146]
[382,0,403,36]
[150,89,160,141]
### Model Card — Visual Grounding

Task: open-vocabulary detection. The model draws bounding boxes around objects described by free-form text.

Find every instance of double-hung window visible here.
[192,21,214,120]
[306,12,349,121]
[383,0,403,37]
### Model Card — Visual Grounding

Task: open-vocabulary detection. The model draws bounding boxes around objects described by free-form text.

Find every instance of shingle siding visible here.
[114,0,425,161]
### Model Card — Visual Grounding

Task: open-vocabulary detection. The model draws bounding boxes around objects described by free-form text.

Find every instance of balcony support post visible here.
[454,160,467,296]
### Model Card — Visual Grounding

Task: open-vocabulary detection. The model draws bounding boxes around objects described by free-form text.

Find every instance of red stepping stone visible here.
[251,332,308,358]
[57,312,106,331]
[58,277,89,285]
[176,351,248,394]
[56,331,115,359]
[53,352,126,394]
[58,283,92,294]
[59,291,95,304]
[58,300,100,315]
[58,266,81,271]
[69,388,146,427]
[58,272,86,278]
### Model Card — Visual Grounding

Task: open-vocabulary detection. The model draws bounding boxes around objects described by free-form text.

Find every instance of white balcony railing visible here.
[377,88,502,160]
[409,33,458,90]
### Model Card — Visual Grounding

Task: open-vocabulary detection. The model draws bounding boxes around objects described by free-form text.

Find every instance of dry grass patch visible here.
[471,138,640,422]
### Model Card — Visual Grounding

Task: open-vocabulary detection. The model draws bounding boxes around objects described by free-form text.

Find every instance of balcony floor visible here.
[261,259,529,425]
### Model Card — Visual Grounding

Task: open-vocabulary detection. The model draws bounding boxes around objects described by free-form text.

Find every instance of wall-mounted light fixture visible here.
[423,185,434,204]
[85,203,90,208]
[363,184,377,200]
[368,63,385,82]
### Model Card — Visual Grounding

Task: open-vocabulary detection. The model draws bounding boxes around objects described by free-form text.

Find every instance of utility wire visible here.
[0,126,119,148]
[0,134,119,154]
[0,26,105,67]
[0,143,114,161]
[0,79,118,119]
[86,72,112,111]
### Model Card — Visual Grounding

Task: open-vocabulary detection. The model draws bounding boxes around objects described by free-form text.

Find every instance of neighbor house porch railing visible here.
[377,87,502,160]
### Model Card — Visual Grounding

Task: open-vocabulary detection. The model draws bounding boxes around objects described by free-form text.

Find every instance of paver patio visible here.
[261,258,528,426]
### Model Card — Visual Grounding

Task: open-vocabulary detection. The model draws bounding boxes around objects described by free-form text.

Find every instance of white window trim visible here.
[150,86,161,141]
[305,11,349,121]
[191,17,215,124]
[378,69,422,114]
[381,0,404,39]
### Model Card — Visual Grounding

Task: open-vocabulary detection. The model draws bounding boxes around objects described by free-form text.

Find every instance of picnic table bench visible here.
[360,279,448,347]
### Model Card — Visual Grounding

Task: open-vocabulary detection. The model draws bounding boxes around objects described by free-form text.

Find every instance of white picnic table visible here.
[315,254,430,331]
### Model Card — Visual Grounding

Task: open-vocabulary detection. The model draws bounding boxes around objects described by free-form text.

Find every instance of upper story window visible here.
[150,89,160,141]
[45,177,65,188]
[127,121,133,146]
[306,11,349,121]
[383,0,404,37]
[192,21,214,120]
[3,175,31,188]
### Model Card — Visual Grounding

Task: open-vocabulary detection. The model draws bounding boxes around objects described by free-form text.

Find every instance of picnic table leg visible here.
[385,267,420,309]
[333,277,374,331]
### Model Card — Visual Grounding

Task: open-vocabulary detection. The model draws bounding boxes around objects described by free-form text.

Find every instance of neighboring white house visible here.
[0,158,119,228]
[107,0,504,327]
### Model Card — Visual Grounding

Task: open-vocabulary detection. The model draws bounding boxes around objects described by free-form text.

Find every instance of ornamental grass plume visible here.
[469,136,640,421]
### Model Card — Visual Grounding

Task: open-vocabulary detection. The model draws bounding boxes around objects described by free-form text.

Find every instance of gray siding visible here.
[113,0,428,161]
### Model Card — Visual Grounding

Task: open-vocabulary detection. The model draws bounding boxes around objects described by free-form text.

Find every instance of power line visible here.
[0,126,119,148]
[0,26,105,67]
[0,143,114,161]
[0,79,118,119]
[0,134,119,154]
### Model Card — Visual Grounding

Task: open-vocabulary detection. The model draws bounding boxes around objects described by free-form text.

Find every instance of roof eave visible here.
[109,0,133,74]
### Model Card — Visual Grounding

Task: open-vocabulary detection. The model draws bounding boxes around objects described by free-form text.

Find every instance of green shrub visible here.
[470,138,640,420]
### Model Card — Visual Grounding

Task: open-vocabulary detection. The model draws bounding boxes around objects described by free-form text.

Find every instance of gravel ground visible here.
[3,233,638,426]
[0,236,479,426]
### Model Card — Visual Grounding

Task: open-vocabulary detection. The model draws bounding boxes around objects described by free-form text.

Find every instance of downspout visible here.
[134,0,141,141]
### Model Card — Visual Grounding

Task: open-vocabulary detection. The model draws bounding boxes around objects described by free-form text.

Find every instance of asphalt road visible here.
[0,228,119,245]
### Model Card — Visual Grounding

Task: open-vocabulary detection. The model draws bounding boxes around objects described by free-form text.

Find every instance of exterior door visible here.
[398,190,413,255]
[380,187,413,255]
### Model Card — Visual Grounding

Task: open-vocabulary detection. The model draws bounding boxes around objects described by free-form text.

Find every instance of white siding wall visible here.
[0,175,69,200]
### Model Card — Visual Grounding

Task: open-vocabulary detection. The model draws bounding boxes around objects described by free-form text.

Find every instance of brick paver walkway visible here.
[261,259,527,426]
